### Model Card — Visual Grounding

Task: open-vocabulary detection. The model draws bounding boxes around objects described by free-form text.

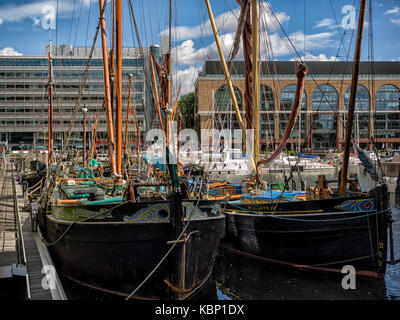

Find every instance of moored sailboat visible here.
[206,0,395,278]
[36,0,225,300]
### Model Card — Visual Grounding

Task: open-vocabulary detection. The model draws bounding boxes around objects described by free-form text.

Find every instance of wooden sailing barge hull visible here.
[221,186,390,278]
[38,200,225,299]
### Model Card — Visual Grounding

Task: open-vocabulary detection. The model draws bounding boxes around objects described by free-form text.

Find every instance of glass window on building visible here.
[214,85,243,130]
[344,84,370,111]
[312,85,338,150]
[375,85,400,140]
[343,85,370,143]
[279,84,306,141]
[260,85,275,148]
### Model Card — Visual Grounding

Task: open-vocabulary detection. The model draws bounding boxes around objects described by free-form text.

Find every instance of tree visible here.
[178,92,195,129]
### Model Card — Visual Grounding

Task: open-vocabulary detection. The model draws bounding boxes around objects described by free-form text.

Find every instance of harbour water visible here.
[59,165,400,300]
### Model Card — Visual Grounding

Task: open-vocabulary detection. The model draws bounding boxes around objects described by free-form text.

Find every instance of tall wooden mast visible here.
[47,43,54,166]
[99,0,116,174]
[252,0,259,166]
[339,0,367,195]
[115,0,123,175]
[204,0,248,152]
[124,74,133,155]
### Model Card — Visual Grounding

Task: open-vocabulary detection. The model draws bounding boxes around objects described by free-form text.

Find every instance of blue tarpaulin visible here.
[240,191,306,201]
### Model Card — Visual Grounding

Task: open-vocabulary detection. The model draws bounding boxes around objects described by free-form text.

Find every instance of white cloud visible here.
[166,3,338,95]
[0,47,23,56]
[313,18,335,29]
[161,2,290,42]
[0,0,96,26]
[291,53,339,62]
[390,18,400,26]
[0,17,3,25]
[385,7,400,15]
[173,66,202,96]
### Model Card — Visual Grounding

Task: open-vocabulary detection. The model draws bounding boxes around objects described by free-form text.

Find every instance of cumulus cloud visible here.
[291,53,339,62]
[390,19,400,26]
[166,2,338,95]
[161,2,290,42]
[313,18,335,29]
[0,0,96,26]
[0,47,23,56]
[385,7,400,15]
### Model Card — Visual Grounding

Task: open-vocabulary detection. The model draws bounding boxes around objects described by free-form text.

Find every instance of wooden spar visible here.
[339,0,367,196]
[124,74,133,155]
[205,0,253,168]
[150,53,164,130]
[177,112,182,162]
[47,49,54,165]
[172,83,182,121]
[115,0,123,175]
[89,99,106,160]
[137,121,141,161]
[256,63,308,184]
[252,0,259,166]
[165,0,172,147]
[99,0,116,175]
[83,108,87,166]
[89,111,100,160]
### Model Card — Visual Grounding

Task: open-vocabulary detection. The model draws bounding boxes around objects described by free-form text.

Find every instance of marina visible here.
[0,0,399,306]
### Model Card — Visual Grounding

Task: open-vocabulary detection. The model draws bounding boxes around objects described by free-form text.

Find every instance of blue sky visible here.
[0,0,399,94]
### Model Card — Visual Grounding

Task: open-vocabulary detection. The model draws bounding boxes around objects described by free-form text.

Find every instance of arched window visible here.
[260,85,274,111]
[375,85,400,141]
[214,85,242,111]
[279,85,306,140]
[312,85,338,111]
[376,84,400,111]
[311,85,338,150]
[213,85,243,130]
[280,84,307,111]
[260,85,275,145]
[344,85,370,111]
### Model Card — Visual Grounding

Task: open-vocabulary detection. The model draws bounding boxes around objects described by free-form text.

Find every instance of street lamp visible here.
[82,106,88,166]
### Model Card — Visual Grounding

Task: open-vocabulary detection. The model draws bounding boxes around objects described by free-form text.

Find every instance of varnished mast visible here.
[124,74,133,155]
[99,0,116,174]
[339,0,367,195]
[252,0,259,165]
[204,0,252,168]
[115,0,123,175]
[47,44,54,166]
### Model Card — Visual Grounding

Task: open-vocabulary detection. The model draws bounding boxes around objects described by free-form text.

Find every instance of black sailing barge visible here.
[38,183,225,299]
[221,186,389,278]
[206,0,394,279]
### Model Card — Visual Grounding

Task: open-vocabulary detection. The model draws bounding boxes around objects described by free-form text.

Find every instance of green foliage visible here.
[178,92,195,129]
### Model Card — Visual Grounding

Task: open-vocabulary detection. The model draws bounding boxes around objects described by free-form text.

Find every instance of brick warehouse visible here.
[195,61,400,152]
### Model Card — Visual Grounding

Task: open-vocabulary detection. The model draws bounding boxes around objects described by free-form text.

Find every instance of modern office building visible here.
[0,44,162,150]
[195,61,400,151]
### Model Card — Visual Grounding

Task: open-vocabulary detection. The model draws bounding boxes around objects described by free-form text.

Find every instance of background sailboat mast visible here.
[204,0,248,160]
[115,0,123,175]
[339,0,367,195]
[252,0,259,165]
[99,0,116,174]
[47,43,54,165]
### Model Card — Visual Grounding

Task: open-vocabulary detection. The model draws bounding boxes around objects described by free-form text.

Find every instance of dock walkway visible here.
[0,156,66,300]
[0,158,27,299]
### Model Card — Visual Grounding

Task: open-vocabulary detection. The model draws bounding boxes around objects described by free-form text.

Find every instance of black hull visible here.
[222,186,390,278]
[38,200,225,300]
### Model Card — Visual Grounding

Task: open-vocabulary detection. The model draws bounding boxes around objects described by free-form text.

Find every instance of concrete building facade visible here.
[0,44,161,150]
